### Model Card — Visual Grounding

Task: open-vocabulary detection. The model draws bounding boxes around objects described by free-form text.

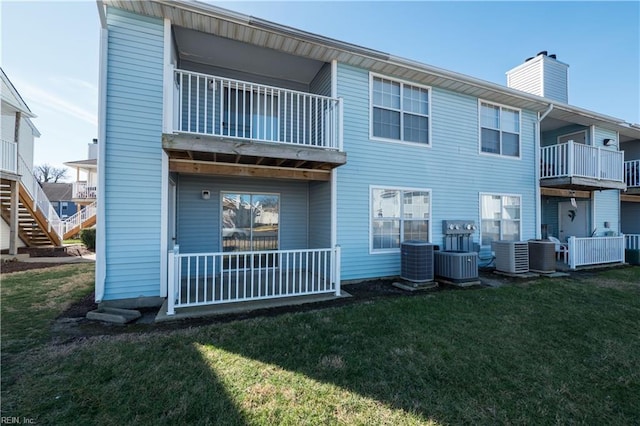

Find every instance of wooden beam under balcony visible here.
[163,133,346,169]
[540,188,591,199]
[540,176,626,191]
[169,159,331,181]
[621,193,640,202]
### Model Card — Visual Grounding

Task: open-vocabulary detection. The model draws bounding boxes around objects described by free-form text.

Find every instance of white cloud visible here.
[11,77,97,126]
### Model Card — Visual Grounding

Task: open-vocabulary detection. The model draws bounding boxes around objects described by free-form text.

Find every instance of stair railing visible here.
[16,155,64,240]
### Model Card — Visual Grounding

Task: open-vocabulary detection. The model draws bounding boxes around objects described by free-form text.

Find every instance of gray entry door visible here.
[558,200,589,242]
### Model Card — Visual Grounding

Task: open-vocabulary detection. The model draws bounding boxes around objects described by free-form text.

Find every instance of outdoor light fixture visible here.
[201,190,211,200]
[603,138,616,146]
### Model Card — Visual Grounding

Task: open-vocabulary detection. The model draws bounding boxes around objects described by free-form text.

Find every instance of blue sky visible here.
[2,1,638,176]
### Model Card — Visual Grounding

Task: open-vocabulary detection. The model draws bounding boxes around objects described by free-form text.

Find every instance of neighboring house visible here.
[41,182,77,219]
[621,138,640,252]
[64,139,98,209]
[1,68,64,252]
[96,1,640,312]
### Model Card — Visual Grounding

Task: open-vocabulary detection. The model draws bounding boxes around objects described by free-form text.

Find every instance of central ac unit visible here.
[528,240,556,273]
[434,251,478,282]
[400,241,434,283]
[492,241,529,274]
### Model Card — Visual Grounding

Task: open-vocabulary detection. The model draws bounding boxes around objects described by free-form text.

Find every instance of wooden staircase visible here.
[62,201,97,240]
[0,178,62,247]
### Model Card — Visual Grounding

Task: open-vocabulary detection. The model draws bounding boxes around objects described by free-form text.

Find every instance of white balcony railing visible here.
[174,69,341,150]
[626,234,640,250]
[60,201,96,237]
[567,236,625,270]
[72,181,97,200]
[1,139,17,174]
[167,246,341,315]
[17,154,64,239]
[540,141,624,182]
[625,159,640,188]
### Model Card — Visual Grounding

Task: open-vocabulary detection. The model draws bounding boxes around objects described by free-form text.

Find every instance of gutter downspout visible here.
[536,104,554,239]
[95,1,108,302]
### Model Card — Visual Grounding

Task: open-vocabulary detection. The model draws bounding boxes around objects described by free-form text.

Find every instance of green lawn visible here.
[2,266,639,425]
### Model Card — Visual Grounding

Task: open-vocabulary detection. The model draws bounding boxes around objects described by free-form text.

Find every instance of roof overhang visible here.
[102,0,640,142]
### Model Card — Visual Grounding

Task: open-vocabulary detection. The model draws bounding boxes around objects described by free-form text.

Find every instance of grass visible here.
[1,266,639,424]
[63,239,82,245]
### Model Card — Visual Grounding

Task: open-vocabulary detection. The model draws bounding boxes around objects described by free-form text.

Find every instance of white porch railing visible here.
[625,234,640,250]
[625,159,640,188]
[17,154,64,239]
[540,141,624,182]
[174,69,341,150]
[61,201,97,237]
[72,181,97,200]
[1,139,17,174]
[567,236,625,270]
[167,246,341,315]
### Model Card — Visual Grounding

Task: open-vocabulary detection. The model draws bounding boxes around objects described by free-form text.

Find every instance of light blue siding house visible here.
[96,1,640,311]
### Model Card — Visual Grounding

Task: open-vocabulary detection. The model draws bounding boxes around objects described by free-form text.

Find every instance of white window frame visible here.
[479,192,522,247]
[369,185,432,254]
[478,100,521,159]
[369,73,432,147]
[557,130,587,145]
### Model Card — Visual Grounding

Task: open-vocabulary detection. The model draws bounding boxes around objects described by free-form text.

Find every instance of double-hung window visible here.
[371,75,430,144]
[480,101,520,157]
[480,194,521,246]
[371,187,431,252]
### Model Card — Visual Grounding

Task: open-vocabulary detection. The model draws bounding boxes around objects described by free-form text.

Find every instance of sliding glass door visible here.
[221,192,280,253]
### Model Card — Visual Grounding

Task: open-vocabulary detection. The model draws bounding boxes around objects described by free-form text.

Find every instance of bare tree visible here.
[34,164,69,183]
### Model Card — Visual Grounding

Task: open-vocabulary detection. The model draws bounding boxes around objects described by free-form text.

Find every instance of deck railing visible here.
[567,236,625,269]
[625,159,640,188]
[17,154,64,239]
[1,139,17,174]
[167,246,341,315]
[540,141,624,182]
[72,181,97,200]
[174,69,341,150]
[625,234,640,250]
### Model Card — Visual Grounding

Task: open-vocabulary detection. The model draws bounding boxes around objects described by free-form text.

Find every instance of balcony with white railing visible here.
[625,159,640,193]
[72,181,97,201]
[164,70,346,177]
[626,234,640,250]
[540,141,626,190]
[1,138,18,175]
[166,246,341,315]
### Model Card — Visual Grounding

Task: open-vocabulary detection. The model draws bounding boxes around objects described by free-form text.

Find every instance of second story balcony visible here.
[163,70,346,181]
[626,159,640,194]
[540,141,625,191]
[1,138,18,176]
[72,181,97,202]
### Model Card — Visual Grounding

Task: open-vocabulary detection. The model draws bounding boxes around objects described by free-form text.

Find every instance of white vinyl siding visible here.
[370,74,430,145]
[371,186,431,253]
[480,194,521,246]
[480,101,520,158]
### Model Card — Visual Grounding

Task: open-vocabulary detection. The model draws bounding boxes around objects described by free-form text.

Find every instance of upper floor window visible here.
[480,101,520,157]
[371,75,430,145]
[557,130,587,145]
